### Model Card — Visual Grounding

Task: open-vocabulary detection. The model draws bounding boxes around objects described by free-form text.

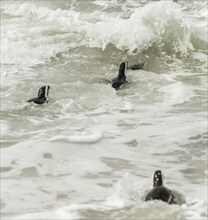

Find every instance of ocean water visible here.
[0,0,207,219]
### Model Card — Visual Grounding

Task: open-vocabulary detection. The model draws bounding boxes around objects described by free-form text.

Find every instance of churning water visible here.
[1,0,207,219]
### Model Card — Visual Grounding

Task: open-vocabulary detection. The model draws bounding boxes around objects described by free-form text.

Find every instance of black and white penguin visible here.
[27,85,50,104]
[111,62,128,90]
[145,170,177,204]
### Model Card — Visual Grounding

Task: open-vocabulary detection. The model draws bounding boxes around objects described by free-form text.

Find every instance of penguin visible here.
[127,63,144,70]
[145,170,177,204]
[27,85,50,104]
[111,62,128,90]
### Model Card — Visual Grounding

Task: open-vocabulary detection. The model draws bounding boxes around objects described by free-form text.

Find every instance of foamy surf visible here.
[1,0,207,219]
[49,129,103,143]
[4,172,201,220]
[1,0,197,67]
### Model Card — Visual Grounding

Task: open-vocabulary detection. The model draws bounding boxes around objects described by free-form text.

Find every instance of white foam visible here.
[182,199,208,220]
[0,120,10,136]
[49,128,103,143]
[1,2,207,220]
[55,99,84,113]
[159,81,193,106]
[1,2,81,66]
[1,1,194,67]
[190,21,208,43]
[12,207,79,220]
[84,1,191,53]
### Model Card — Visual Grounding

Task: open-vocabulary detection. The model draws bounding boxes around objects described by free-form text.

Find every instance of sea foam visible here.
[1,1,195,66]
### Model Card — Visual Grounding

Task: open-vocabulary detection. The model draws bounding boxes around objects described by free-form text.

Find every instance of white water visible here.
[1,0,207,219]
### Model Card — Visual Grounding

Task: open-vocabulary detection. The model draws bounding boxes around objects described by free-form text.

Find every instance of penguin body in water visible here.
[27,85,50,104]
[145,170,177,204]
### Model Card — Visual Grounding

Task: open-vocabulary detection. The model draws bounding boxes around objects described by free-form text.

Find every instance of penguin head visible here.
[153,170,163,187]
[38,85,50,102]
[118,62,128,79]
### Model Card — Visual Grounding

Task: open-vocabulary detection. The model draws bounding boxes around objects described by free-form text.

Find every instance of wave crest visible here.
[84,1,193,55]
[1,1,198,66]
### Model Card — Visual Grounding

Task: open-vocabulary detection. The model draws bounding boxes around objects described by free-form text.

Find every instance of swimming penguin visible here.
[127,63,144,70]
[111,62,128,90]
[145,170,177,204]
[27,85,50,104]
